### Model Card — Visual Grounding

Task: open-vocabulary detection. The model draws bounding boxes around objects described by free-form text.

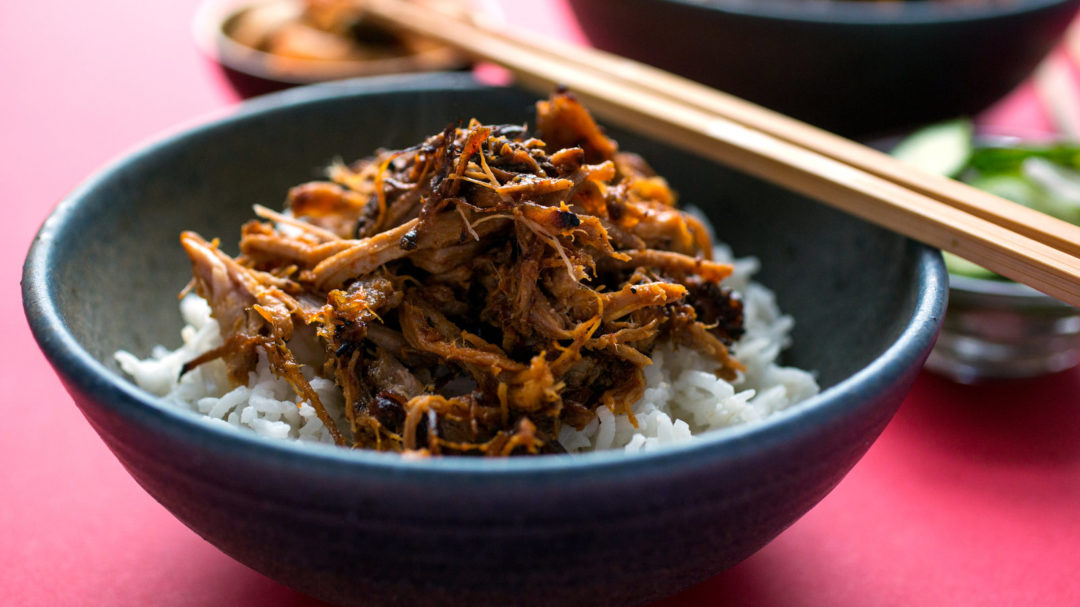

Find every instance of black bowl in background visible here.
[569,0,1080,137]
[23,73,946,606]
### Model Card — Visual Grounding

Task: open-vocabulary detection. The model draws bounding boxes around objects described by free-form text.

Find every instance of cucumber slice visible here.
[969,142,1080,175]
[943,252,1000,280]
[965,174,1044,210]
[1021,157,1080,225]
[890,119,973,177]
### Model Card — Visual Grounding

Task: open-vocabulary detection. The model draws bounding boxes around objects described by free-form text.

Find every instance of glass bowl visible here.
[927,273,1080,383]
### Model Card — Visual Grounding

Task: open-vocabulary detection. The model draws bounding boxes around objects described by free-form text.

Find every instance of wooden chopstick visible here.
[363,0,1080,306]
[462,13,1080,262]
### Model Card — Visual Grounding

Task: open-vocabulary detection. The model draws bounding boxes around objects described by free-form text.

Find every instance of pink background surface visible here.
[3,1,1080,605]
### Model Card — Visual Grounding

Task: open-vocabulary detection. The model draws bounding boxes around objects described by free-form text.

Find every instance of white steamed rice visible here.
[115,244,818,453]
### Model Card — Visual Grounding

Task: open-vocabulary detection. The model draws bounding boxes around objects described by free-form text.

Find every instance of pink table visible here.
[4,1,1079,605]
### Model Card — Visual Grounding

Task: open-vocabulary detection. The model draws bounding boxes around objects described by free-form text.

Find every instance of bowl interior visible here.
[41,73,926,399]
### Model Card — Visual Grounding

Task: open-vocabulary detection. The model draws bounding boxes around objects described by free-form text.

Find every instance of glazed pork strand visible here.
[181,90,745,456]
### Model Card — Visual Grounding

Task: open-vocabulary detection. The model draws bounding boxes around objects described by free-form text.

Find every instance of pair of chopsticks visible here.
[364,0,1080,306]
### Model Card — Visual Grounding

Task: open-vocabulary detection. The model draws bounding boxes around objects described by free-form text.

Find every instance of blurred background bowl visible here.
[883,129,1080,382]
[568,0,1080,137]
[194,0,471,96]
[23,73,946,606]
[927,273,1080,382]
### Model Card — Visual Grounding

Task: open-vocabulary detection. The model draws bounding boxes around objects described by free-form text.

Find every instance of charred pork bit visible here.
[178,90,746,456]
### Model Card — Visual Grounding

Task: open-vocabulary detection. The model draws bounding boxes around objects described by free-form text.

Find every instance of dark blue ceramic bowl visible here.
[569,0,1080,137]
[23,73,946,606]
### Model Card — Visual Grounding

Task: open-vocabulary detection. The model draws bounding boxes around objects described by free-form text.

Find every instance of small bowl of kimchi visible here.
[194,0,470,96]
[23,72,946,606]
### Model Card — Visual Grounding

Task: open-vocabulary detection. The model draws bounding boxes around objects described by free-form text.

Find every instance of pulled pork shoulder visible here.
[181,90,745,456]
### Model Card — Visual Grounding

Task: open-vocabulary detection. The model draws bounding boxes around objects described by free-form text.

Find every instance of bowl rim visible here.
[948,273,1076,305]
[647,0,1079,25]
[22,72,948,482]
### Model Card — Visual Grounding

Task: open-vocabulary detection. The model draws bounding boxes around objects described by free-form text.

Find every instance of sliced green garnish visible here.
[891,122,1080,281]
[943,252,1001,280]
[890,118,973,177]
[965,174,1044,210]
[968,142,1080,175]
[1021,158,1080,225]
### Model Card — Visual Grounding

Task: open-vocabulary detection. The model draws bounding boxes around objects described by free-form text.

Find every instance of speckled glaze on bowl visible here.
[569,0,1080,137]
[23,73,946,607]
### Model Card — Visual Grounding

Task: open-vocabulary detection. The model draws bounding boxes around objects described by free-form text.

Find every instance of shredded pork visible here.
[180,90,746,456]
